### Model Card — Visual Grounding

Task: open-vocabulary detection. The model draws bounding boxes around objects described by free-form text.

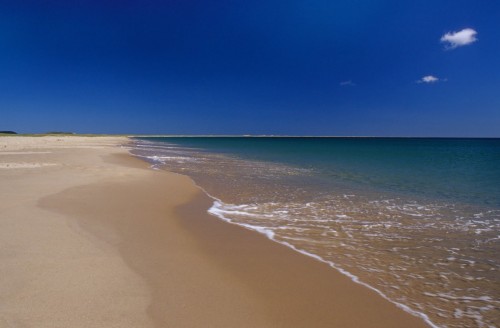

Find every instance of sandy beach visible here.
[0,136,430,327]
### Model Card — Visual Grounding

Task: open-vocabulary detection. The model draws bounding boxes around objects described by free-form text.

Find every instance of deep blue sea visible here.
[131,137,500,328]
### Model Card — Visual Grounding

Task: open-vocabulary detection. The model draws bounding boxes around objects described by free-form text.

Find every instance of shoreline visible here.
[1,136,430,327]
[146,163,437,327]
[206,198,438,327]
[173,192,431,327]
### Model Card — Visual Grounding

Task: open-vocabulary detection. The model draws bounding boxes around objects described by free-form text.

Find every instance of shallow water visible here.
[131,137,500,328]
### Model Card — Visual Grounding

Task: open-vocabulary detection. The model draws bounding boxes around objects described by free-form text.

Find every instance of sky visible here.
[1,0,499,136]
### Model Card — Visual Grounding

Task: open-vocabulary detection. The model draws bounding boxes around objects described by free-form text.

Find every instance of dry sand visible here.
[0,136,430,327]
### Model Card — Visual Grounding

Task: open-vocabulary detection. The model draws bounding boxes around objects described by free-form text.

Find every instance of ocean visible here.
[131,137,500,328]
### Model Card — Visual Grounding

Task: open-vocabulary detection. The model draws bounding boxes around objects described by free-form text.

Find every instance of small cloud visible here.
[420,75,439,83]
[417,75,444,84]
[340,80,355,86]
[440,28,477,49]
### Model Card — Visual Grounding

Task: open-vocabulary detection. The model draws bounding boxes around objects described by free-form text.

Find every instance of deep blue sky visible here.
[1,0,499,136]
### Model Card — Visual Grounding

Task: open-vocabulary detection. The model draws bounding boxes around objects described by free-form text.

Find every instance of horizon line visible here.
[2,133,499,139]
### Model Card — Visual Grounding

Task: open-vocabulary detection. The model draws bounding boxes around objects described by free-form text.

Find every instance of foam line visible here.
[207,197,440,328]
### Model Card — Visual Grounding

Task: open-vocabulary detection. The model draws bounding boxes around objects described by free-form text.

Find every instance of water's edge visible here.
[126,145,438,328]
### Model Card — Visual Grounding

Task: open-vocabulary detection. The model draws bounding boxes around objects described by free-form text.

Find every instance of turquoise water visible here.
[138,137,500,206]
[132,137,500,328]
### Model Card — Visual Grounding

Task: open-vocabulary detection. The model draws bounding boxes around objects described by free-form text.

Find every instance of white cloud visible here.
[340,80,355,86]
[440,28,477,49]
[417,75,440,84]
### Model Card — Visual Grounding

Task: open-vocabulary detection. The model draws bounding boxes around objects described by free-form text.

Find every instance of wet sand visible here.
[0,136,429,327]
